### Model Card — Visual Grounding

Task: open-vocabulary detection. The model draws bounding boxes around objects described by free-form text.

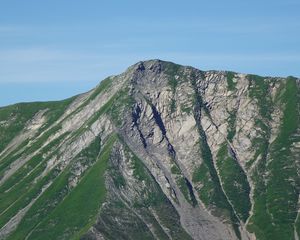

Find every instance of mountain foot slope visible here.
[0,60,299,240]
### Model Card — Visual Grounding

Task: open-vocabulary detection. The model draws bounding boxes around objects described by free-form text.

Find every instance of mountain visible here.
[0,60,299,240]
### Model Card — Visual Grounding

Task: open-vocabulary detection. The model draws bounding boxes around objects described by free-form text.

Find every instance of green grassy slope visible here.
[0,62,299,240]
[247,77,300,240]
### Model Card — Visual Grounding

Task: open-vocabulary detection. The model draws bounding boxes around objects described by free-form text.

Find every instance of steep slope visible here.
[0,60,299,240]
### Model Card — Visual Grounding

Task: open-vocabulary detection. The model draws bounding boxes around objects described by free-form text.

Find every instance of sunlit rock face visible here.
[0,60,299,240]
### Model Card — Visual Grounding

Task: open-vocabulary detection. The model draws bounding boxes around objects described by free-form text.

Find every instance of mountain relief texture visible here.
[0,60,299,240]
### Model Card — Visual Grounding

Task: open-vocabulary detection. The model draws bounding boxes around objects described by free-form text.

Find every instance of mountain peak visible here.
[129,59,175,73]
[0,61,299,240]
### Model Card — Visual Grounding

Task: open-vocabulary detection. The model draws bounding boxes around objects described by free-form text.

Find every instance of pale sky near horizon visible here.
[0,0,300,106]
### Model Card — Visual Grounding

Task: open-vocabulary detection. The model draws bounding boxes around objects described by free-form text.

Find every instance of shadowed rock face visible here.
[0,60,299,240]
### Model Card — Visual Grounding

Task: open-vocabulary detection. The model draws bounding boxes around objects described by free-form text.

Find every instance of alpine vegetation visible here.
[0,60,299,240]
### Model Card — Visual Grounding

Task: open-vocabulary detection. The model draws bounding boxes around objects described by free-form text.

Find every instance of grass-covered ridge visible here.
[247,76,300,240]
[216,143,251,223]
[8,135,116,240]
[0,97,74,153]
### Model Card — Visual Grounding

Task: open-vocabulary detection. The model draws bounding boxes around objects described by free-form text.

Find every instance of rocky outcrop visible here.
[0,60,299,240]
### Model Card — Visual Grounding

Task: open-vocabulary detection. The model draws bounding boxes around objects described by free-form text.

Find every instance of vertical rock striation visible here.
[0,60,299,240]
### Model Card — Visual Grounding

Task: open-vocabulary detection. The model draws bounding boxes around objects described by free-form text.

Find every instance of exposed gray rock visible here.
[0,59,299,240]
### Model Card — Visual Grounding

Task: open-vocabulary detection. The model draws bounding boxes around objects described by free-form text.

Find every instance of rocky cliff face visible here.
[0,60,299,240]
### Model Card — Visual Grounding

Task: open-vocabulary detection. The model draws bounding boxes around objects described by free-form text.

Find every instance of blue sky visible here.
[1,0,299,106]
